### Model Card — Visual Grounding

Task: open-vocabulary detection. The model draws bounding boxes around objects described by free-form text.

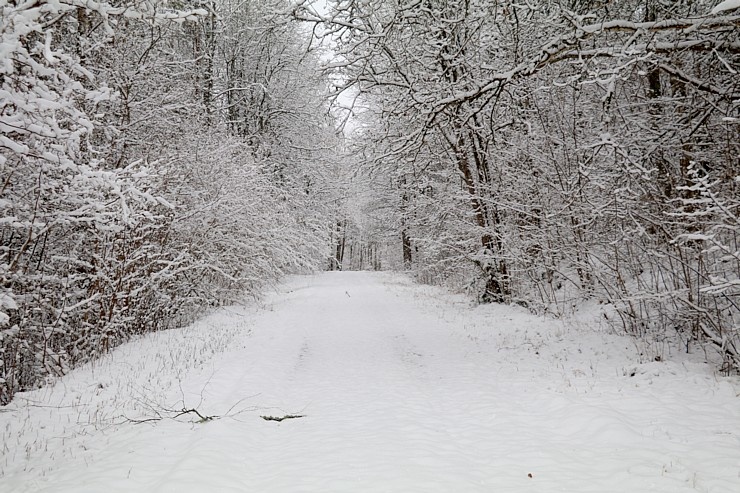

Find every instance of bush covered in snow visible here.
[0,0,337,404]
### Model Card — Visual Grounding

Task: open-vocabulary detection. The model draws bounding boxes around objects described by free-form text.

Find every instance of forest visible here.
[1,0,738,405]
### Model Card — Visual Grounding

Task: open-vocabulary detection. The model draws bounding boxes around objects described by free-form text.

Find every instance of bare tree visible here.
[293,0,739,369]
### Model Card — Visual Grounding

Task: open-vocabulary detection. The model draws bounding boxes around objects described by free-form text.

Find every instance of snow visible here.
[1,272,738,492]
[711,0,740,14]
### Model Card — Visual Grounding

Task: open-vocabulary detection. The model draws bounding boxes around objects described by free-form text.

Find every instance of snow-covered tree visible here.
[294,0,739,369]
[1,0,340,404]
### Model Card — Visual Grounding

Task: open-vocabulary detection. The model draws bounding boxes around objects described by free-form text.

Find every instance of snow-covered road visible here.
[1,272,739,492]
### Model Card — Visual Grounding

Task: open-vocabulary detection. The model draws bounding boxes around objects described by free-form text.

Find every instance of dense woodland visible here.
[0,0,343,404]
[305,0,740,372]
[1,0,738,404]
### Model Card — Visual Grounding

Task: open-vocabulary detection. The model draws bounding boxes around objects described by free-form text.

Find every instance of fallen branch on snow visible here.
[261,414,305,422]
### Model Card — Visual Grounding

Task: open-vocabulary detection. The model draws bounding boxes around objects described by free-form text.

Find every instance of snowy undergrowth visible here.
[0,305,254,479]
[392,273,734,387]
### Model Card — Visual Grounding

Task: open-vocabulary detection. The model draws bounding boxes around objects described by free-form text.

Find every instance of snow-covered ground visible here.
[1,272,738,492]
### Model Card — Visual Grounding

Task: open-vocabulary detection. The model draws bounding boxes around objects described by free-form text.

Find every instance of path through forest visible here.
[1,272,738,492]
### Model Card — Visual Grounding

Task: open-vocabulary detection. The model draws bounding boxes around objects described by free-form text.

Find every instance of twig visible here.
[261,414,305,422]
[174,408,216,423]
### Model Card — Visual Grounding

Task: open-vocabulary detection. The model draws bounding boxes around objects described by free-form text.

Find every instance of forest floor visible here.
[1,272,739,492]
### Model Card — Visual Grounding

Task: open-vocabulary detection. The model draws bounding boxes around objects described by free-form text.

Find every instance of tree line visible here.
[0,0,342,404]
[1,0,737,405]
[296,0,739,371]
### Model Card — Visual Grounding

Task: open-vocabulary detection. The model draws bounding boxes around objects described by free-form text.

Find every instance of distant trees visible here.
[294,0,739,370]
[1,0,339,404]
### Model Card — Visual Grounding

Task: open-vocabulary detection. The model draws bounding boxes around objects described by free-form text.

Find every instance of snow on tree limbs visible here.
[292,1,740,371]
[0,0,340,404]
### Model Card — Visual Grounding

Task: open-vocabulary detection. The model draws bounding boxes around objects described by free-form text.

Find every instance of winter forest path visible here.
[1,272,739,492]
